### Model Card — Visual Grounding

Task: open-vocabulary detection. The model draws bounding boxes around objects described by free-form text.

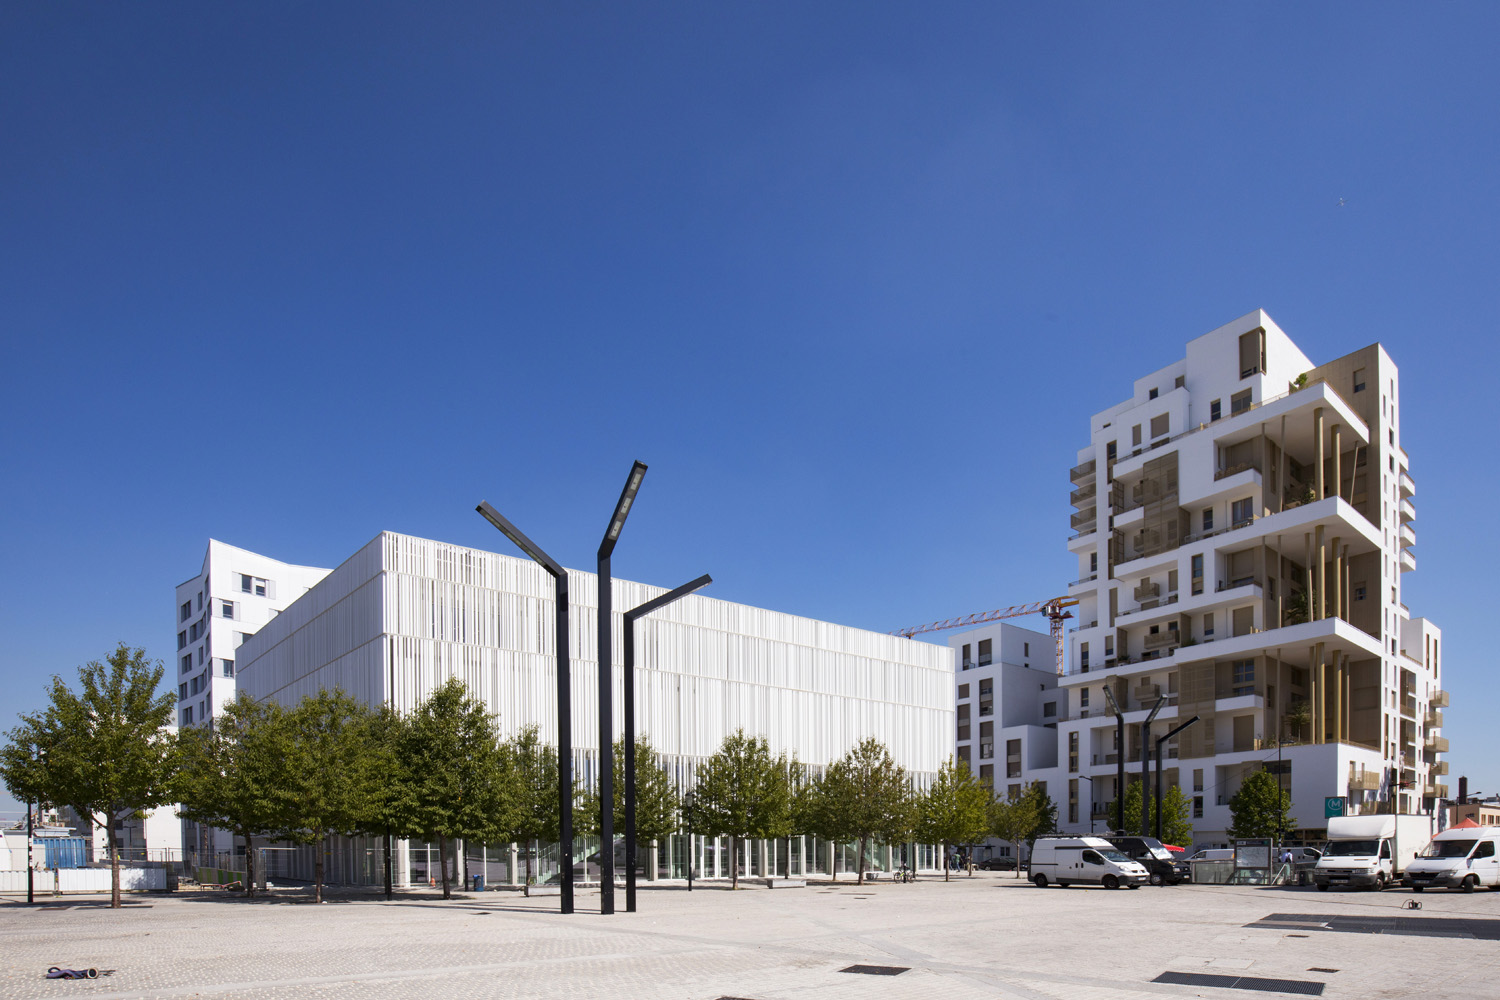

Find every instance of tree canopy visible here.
[917,758,991,881]
[691,730,789,889]
[1119,780,1194,848]
[1228,769,1295,840]
[818,738,913,883]
[0,643,177,908]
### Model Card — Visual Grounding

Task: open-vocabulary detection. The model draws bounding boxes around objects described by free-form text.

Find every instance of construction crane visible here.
[893,597,1081,675]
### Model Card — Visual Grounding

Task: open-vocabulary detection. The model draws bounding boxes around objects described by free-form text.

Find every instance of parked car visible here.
[977,856,1019,871]
[1106,836,1190,885]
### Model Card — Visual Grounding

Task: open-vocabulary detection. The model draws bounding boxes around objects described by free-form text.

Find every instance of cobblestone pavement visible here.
[4,874,1500,1000]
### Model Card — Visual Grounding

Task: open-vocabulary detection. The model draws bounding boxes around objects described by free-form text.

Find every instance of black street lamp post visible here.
[476,501,576,915]
[622,574,712,912]
[1103,686,1125,833]
[595,461,648,915]
[1140,695,1166,837]
[1154,716,1201,842]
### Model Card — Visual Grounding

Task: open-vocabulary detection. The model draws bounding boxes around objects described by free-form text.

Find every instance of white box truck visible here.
[1314,814,1433,891]
[1404,826,1500,893]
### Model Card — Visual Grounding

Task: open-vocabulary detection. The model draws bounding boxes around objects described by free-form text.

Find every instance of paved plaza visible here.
[3,874,1500,1000]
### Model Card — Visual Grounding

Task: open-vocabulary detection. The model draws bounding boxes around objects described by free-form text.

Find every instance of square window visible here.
[1149,388,1158,400]
[1230,389,1253,415]
[220,659,234,678]
[1043,702,1057,717]
[221,600,235,619]
[1150,414,1169,438]
[1231,497,1254,524]
[1175,375,1185,389]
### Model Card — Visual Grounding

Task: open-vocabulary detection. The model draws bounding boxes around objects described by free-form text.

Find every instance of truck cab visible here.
[1314,814,1433,891]
[1404,826,1500,893]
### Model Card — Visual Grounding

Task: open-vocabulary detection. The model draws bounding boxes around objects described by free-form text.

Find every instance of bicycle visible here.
[894,865,916,883]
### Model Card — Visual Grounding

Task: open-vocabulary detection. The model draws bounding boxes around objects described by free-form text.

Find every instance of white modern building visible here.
[234,530,953,884]
[174,540,330,861]
[1001,310,1444,848]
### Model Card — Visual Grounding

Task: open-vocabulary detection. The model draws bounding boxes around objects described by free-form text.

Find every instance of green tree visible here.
[177,694,291,898]
[692,730,789,889]
[583,735,679,877]
[1228,769,1295,839]
[394,679,514,899]
[356,705,416,899]
[918,758,991,882]
[269,689,378,904]
[818,738,913,884]
[0,644,177,908]
[1119,781,1194,848]
[783,756,816,879]
[988,791,1038,879]
[496,725,560,886]
[1017,780,1058,849]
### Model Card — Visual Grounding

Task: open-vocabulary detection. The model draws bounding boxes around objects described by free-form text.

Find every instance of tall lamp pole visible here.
[1140,695,1166,837]
[476,501,576,915]
[596,460,647,916]
[1103,685,1125,834]
[1079,773,1096,834]
[623,574,712,912]
[1154,716,1201,841]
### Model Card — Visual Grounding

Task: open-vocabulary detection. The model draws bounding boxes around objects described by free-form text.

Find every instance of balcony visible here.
[1349,769,1382,791]
[1133,581,1160,601]
[1425,709,1444,729]
[1401,697,1417,718]
[1069,573,1098,589]
[1427,735,1450,754]
[1400,522,1416,549]
[1432,690,1450,708]
[1425,783,1449,799]
[1071,482,1097,507]
[1400,549,1417,573]
[1431,760,1449,776]
[1214,460,1260,481]
[1071,506,1098,530]
[1132,683,1161,704]
[1400,470,1415,498]
[1071,459,1097,484]
[1399,498,1416,523]
[1144,629,1181,650]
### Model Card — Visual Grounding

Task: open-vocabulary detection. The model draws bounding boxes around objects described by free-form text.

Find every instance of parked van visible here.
[1187,848,1233,862]
[1107,836,1191,885]
[1404,826,1500,893]
[1029,836,1149,889]
[1314,814,1433,891]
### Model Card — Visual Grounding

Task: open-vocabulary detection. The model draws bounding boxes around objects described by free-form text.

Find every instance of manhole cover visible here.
[842,965,909,976]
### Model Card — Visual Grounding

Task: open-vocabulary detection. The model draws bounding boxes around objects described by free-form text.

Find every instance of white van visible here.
[1404,826,1500,893]
[1029,836,1150,889]
[1187,848,1234,862]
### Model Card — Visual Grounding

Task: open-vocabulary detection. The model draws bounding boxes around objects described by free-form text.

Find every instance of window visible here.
[1202,508,1214,532]
[1167,569,1178,592]
[1175,375,1185,389]
[1232,658,1255,695]
[1150,414,1169,439]
[220,659,234,678]
[1193,770,1203,792]
[1132,424,1142,447]
[197,592,203,612]
[197,647,205,666]
[178,683,187,702]
[961,643,971,669]
[1080,641,1089,669]
[1024,642,1030,656]
[241,575,269,597]
[180,601,191,622]
[236,631,252,647]
[1239,328,1266,378]
[1354,584,1367,601]
[1149,388,1158,400]
[1231,497,1254,525]
[1203,612,1215,637]
[1353,368,1366,393]
[1210,399,1221,422]
[1043,702,1057,718]
[1106,441,1117,462]
[183,706,193,726]
[1230,389,1253,415]
[181,655,192,674]
[1089,552,1097,573]
[958,684,969,700]
[177,631,187,650]
[1193,796,1204,819]
[977,639,992,666]
[220,600,235,619]
[1080,688,1090,707]
[1191,554,1204,596]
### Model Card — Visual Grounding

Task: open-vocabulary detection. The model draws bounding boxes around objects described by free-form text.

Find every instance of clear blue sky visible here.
[3,3,1497,820]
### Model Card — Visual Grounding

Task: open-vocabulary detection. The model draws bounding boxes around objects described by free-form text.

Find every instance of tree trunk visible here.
[730,835,739,890]
[439,834,451,899]
[857,835,867,885]
[314,834,325,904]
[525,840,533,885]
[243,830,256,898]
[107,816,121,909]
[944,842,950,882]
[784,836,792,879]
[384,829,393,900]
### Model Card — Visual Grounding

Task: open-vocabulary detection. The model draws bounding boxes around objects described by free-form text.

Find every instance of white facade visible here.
[174,540,330,859]
[234,530,953,882]
[1005,310,1446,848]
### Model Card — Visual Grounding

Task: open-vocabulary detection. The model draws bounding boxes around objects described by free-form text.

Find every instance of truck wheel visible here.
[1149,872,1164,886]
[1463,875,1478,894]
[1412,886,1424,893]
[1032,873,1047,888]
[1317,883,1329,892]
[1102,875,1119,890]
[1374,873,1387,891]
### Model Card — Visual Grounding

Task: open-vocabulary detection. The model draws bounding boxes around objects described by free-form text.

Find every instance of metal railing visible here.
[1070,460,1096,483]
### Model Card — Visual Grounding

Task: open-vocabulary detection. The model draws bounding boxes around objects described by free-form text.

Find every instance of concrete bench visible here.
[766,878,807,888]
[524,885,562,896]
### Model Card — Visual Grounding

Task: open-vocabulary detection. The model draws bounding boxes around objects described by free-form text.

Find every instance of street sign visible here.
[1325,796,1346,818]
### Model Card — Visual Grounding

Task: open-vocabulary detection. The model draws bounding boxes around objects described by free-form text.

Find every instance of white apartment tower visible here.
[1042,310,1443,845]
[174,540,329,860]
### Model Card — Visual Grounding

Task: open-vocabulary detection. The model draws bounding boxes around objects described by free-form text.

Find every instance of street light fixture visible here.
[1102,684,1125,834]
[1154,716,1200,842]
[622,573,712,913]
[475,501,576,915]
[1140,694,1166,837]
[596,460,647,916]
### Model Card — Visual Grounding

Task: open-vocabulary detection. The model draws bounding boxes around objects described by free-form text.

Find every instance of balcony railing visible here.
[1431,760,1449,776]
[1432,690,1450,707]
[1425,783,1449,799]
[978,704,994,717]
[1133,581,1160,601]
[1069,573,1098,588]
[1071,506,1097,530]
[1427,735,1450,753]
[1425,709,1444,728]
[1070,483,1097,507]
[1070,460,1096,484]
[1069,526,1098,541]
[1349,770,1382,791]
[1214,460,1260,481]
[1144,630,1180,649]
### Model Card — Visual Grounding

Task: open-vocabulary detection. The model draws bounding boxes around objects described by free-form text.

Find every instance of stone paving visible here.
[3,874,1500,1000]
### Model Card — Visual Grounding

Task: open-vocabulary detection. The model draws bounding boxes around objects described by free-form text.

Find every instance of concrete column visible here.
[1332,425,1343,503]
[508,843,519,885]
[1315,525,1327,621]
[1279,415,1288,512]
[758,839,769,878]
[396,839,411,889]
[1338,536,1350,620]
[1344,654,1353,743]
[1311,644,1323,744]
[825,841,836,879]
[884,843,894,873]
[1343,547,1352,621]
[1304,533,1314,622]
[1314,407,1326,499]
[1332,655,1342,745]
